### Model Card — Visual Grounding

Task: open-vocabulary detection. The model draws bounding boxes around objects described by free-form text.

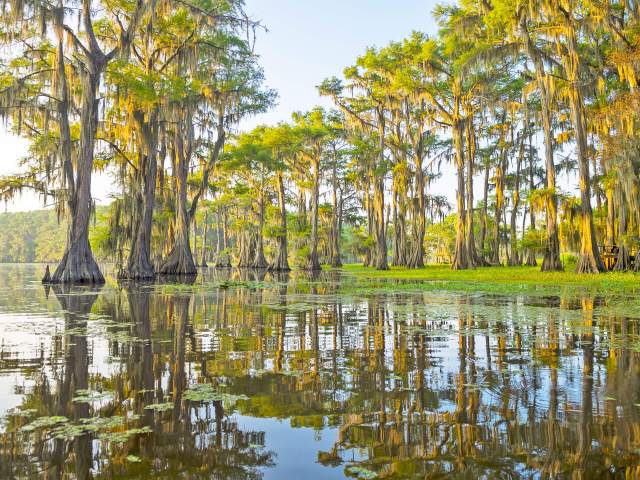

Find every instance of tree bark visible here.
[271,172,291,271]
[491,126,507,266]
[215,210,231,268]
[479,160,490,259]
[408,152,426,268]
[564,28,604,273]
[305,156,322,271]
[253,193,268,269]
[52,66,104,284]
[452,121,469,270]
[373,116,389,271]
[614,197,631,271]
[521,20,563,271]
[508,133,524,266]
[200,212,208,268]
[524,126,538,266]
[159,129,197,276]
[125,109,158,280]
[465,120,483,267]
[329,166,342,268]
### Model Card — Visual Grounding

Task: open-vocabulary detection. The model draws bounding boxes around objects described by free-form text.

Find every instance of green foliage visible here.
[0,210,66,263]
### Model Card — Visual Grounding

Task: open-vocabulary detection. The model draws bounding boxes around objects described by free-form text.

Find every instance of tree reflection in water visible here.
[1,266,640,478]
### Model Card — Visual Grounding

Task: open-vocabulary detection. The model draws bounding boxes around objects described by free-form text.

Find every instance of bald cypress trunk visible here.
[465,120,482,267]
[521,20,563,272]
[614,198,631,271]
[452,122,469,270]
[524,128,538,266]
[363,188,374,267]
[479,161,490,260]
[305,156,322,271]
[373,115,389,270]
[564,29,604,273]
[491,125,507,266]
[408,151,426,268]
[253,194,268,269]
[272,172,291,271]
[508,135,524,266]
[372,173,388,270]
[52,66,104,284]
[159,130,197,276]
[200,213,209,268]
[215,211,231,268]
[329,166,342,268]
[125,110,158,280]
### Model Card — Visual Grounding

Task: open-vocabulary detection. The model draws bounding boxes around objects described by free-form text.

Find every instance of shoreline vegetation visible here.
[340,263,640,295]
[2,260,638,295]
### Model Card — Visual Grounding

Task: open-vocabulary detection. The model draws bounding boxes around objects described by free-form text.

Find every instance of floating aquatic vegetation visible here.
[45,416,128,440]
[72,389,114,404]
[345,465,378,479]
[97,426,153,444]
[258,302,315,313]
[217,280,277,290]
[183,383,249,405]
[17,414,150,444]
[144,402,173,412]
[20,416,69,432]
[61,327,88,336]
[5,408,37,417]
[104,331,143,344]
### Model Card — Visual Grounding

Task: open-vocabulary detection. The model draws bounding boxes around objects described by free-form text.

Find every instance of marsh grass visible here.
[340,264,640,296]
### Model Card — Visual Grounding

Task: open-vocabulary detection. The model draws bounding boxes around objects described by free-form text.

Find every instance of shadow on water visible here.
[1,266,640,478]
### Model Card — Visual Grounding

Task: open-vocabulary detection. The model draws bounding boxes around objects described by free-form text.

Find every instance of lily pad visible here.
[183,384,248,404]
[20,416,69,432]
[144,402,173,412]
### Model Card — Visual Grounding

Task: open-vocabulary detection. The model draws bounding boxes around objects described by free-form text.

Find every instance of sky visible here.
[0,0,441,212]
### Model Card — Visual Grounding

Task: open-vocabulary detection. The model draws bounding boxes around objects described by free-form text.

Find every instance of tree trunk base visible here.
[42,265,51,283]
[50,243,105,284]
[269,265,292,272]
[159,245,197,276]
[122,256,156,281]
[475,256,492,267]
[524,251,537,267]
[374,259,389,270]
[406,252,425,269]
[614,246,631,272]
[541,251,564,272]
[269,249,290,271]
[215,253,232,268]
[575,252,604,274]
[452,247,472,270]
[303,262,322,272]
[252,254,269,269]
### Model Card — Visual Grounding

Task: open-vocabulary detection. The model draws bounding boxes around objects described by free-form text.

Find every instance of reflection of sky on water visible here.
[0,264,639,478]
[237,415,344,480]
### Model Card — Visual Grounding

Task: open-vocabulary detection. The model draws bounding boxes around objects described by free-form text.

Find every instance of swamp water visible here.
[0,264,640,479]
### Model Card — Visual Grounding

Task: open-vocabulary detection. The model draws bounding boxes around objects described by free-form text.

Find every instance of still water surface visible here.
[1,265,640,479]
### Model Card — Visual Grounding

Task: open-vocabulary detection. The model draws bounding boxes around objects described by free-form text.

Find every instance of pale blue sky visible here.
[1,1,440,211]
[243,0,439,127]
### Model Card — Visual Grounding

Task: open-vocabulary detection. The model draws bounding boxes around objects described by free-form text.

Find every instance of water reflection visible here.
[1,266,640,479]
